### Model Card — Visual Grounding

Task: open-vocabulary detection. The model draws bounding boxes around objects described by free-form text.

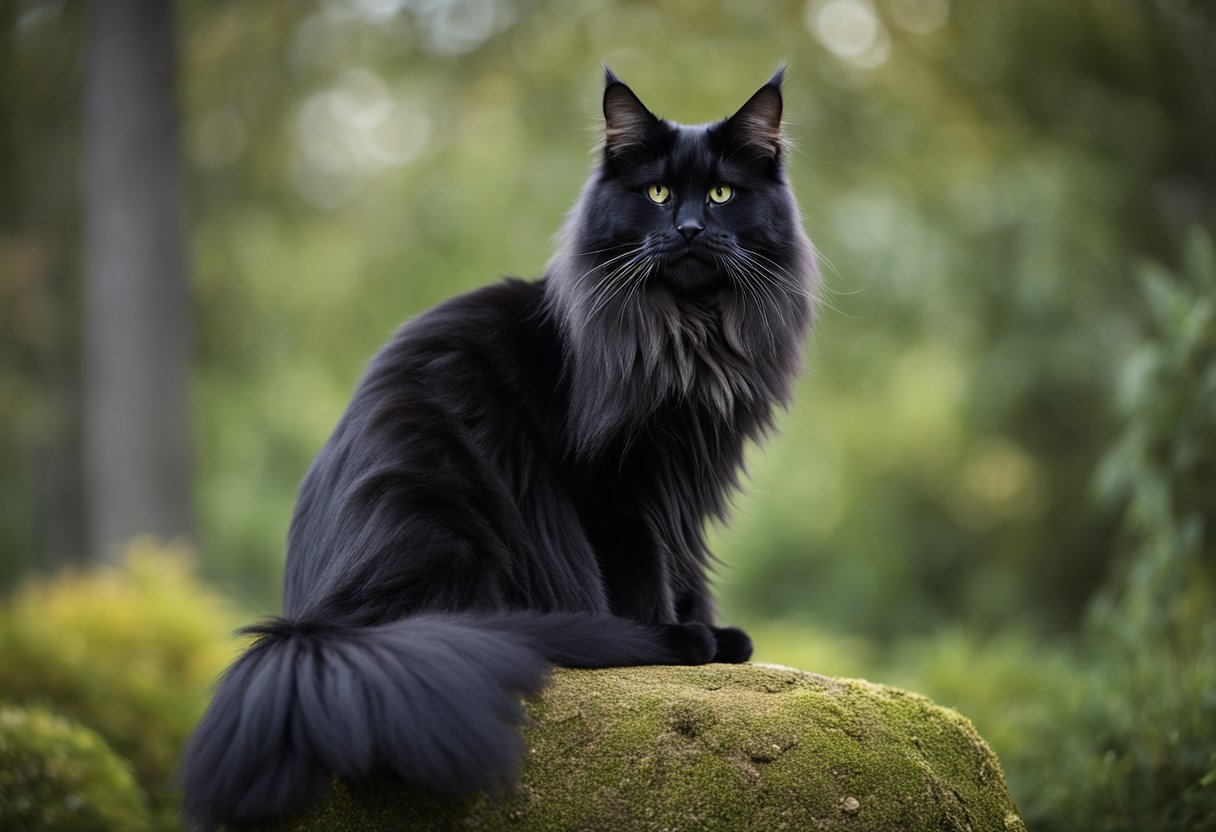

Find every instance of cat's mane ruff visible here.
[544,204,816,459]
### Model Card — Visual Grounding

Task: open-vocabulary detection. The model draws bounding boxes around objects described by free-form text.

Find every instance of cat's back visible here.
[309,275,564,475]
[360,276,557,410]
[284,277,560,611]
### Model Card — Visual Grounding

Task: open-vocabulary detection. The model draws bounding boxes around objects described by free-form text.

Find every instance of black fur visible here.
[180,68,818,829]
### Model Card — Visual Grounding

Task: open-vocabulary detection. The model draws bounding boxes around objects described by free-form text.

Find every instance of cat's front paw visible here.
[658,623,717,665]
[710,626,753,663]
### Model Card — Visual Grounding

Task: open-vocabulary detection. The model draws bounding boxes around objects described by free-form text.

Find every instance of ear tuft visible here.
[766,63,787,90]
[603,71,659,157]
[724,68,785,159]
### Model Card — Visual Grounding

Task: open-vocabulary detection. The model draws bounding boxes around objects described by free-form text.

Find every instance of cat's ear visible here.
[723,66,785,159]
[603,67,660,157]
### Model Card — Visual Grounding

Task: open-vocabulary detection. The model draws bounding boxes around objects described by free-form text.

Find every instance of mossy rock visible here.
[259,664,1025,832]
[0,702,152,832]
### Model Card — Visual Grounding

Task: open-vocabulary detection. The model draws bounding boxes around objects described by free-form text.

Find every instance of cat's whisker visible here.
[574,242,638,258]
[616,256,656,324]
[588,266,636,317]
[741,251,851,320]
[609,267,645,327]
[736,255,805,300]
[738,246,850,316]
[820,280,867,297]
[736,249,820,304]
[801,249,872,317]
[591,248,647,291]
[812,284,867,320]
[811,246,845,283]
[603,255,652,311]
[739,253,848,323]
[739,248,855,320]
[737,246,791,273]
[725,250,778,308]
[735,246,806,287]
[587,252,650,318]
[717,252,778,352]
[585,259,637,304]
[739,271,782,352]
[577,245,646,286]
[577,247,648,316]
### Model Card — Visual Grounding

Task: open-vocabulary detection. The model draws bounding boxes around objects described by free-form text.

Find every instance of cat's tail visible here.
[178,612,714,830]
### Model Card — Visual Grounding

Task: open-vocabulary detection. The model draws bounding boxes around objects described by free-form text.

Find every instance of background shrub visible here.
[0,702,151,832]
[0,542,245,829]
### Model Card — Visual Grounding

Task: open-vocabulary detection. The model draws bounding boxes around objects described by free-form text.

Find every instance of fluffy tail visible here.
[179,612,706,829]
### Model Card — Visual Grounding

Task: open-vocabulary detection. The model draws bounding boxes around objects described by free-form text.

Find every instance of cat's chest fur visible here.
[476,278,752,613]
[556,412,741,620]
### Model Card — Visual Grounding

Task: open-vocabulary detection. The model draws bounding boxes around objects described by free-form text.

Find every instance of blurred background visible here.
[1,0,1214,829]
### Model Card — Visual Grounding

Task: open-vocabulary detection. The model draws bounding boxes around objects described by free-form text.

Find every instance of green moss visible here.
[0,703,151,832]
[258,664,1026,832]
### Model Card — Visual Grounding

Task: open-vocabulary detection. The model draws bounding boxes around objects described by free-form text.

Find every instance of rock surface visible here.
[259,664,1026,832]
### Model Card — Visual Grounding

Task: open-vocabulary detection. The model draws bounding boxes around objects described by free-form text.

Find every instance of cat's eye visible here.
[708,184,734,204]
[646,184,671,205]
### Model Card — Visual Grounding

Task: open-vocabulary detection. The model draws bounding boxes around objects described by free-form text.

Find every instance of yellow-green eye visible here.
[646,184,671,204]
[708,184,734,204]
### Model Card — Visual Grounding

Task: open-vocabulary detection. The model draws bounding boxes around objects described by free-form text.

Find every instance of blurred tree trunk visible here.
[82,0,193,561]
[1,2,88,579]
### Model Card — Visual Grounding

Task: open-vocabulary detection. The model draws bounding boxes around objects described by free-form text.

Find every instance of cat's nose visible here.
[677,219,704,242]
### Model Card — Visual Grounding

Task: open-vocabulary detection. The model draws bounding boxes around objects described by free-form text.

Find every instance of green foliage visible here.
[0,541,245,829]
[756,235,1216,831]
[1060,230,1216,832]
[1097,229,1216,628]
[0,702,151,832]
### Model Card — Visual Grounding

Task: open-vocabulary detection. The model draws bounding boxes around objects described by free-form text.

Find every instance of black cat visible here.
[180,67,818,829]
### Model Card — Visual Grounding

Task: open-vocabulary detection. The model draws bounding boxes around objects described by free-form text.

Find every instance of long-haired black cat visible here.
[181,67,818,829]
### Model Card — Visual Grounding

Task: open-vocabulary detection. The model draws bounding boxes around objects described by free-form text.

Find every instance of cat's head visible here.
[547,68,818,455]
